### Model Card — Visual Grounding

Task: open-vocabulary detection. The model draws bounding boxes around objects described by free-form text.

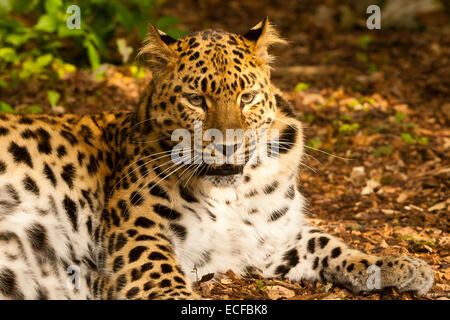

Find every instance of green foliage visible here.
[255,280,265,292]
[47,90,60,107]
[24,104,43,113]
[299,114,314,124]
[0,0,186,92]
[0,101,15,113]
[359,35,371,49]
[356,34,377,73]
[338,123,360,135]
[294,82,310,92]
[400,133,428,145]
[307,139,322,149]
[373,145,393,157]
[129,64,146,80]
[395,111,407,123]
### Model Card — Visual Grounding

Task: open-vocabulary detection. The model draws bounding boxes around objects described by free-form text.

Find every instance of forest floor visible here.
[2,1,448,300]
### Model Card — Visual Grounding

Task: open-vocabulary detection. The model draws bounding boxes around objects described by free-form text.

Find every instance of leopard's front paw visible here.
[337,254,434,295]
[378,255,434,295]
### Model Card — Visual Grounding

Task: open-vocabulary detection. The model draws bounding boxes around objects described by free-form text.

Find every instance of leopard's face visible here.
[137,19,286,186]
[163,31,275,131]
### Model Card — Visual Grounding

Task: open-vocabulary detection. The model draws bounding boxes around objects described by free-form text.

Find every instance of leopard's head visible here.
[135,18,288,186]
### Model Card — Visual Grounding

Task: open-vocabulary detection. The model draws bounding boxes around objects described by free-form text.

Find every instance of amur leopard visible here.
[0,18,433,299]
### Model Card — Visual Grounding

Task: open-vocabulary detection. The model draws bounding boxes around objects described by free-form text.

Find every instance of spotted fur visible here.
[0,19,433,299]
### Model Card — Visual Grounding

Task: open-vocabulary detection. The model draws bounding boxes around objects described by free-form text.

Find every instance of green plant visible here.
[307,139,322,148]
[0,101,15,113]
[338,123,360,135]
[294,82,310,92]
[359,35,371,49]
[395,111,407,123]
[255,280,266,292]
[373,145,393,157]
[47,90,60,107]
[0,0,186,90]
[356,34,377,72]
[24,104,43,113]
[299,114,314,124]
[400,133,428,145]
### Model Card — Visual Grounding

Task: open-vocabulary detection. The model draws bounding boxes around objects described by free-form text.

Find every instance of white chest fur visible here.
[168,172,305,283]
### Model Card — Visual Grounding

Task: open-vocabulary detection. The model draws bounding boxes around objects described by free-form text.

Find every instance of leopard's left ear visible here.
[138,24,177,76]
[243,17,287,64]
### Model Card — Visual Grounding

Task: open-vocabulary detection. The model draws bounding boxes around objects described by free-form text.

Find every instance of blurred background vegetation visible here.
[0,0,188,113]
[0,0,448,114]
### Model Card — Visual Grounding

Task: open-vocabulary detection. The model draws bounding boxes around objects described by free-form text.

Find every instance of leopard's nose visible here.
[214,143,240,156]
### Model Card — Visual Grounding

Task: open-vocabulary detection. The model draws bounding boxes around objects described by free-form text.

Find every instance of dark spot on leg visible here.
[307,238,315,254]
[318,237,329,249]
[126,287,140,299]
[113,256,124,272]
[283,248,299,267]
[129,246,148,263]
[331,247,341,258]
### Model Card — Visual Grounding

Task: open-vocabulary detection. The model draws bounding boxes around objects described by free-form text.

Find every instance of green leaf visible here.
[156,16,179,29]
[0,0,12,15]
[356,52,368,63]
[129,65,145,80]
[87,32,107,55]
[4,33,33,47]
[339,123,360,134]
[373,145,392,157]
[57,24,83,37]
[113,2,135,32]
[368,64,377,72]
[34,14,58,32]
[255,280,265,292]
[36,54,53,68]
[19,58,41,79]
[359,35,371,49]
[10,0,39,13]
[299,114,314,124]
[394,111,407,123]
[47,90,60,107]
[0,101,15,113]
[307,139,322,148]
[24,104,42,114]
[0,47,16,63]
[400,133,415,144]
[419,137,428,144]
[0,79,9,88]
[347,99,360,109]
[294,82,310,92]
[165,28,189,40]
[53,60,76,79]
[84,39,100,70]
[44,0,63,15]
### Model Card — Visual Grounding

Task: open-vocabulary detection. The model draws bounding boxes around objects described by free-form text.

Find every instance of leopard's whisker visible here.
[130,153,192,204]
[110,148,191,198]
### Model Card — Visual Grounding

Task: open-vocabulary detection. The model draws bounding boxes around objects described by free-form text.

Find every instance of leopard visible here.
[0,18,434,300]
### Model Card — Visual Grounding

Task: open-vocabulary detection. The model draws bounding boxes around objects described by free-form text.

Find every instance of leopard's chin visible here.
[201,174,243,187]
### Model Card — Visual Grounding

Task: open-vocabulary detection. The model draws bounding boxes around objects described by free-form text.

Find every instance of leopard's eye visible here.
[187,94,204,107]
[240,92,255,105]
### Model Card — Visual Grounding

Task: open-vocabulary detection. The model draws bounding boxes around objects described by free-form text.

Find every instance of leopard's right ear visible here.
[138,24,177,75]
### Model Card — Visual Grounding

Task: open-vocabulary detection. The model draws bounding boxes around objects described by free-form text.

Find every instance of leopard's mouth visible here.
[196,164,244,176]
